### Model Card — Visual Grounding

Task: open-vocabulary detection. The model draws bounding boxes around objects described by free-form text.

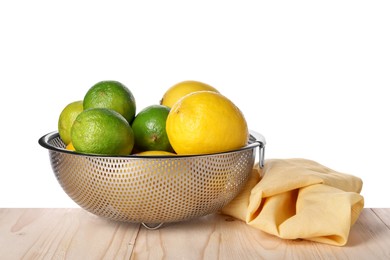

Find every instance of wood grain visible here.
[0,208,140,260]
[132,210,390,260]
[0,208,389,260]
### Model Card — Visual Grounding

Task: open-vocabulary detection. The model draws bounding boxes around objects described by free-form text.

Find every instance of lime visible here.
[58,100,83,145]
[83,80,136,123]
[131,104,173,152]
[71,108,134,155]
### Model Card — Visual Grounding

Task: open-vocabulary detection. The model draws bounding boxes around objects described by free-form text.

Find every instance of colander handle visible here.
[249,130,266,168]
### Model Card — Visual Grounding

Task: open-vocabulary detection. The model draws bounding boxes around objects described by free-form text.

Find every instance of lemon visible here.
[166,91,249,155]
[58,100,83,145]
[83,80,136,123]
[131,104,173,152]
[66,142,75,151]
[135,150,176,156]
[71,108,134,155]
[161,80,219,108]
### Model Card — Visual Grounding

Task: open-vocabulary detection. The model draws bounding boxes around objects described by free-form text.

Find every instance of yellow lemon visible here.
[161,80,219,108]
[166,91,248,155]
[65,142,76,151]
[135,150,176,156]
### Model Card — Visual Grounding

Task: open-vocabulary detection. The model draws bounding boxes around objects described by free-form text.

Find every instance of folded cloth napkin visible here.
[221,158,364,246]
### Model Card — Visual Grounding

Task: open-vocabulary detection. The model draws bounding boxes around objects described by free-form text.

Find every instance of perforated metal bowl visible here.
[39,131,265,227]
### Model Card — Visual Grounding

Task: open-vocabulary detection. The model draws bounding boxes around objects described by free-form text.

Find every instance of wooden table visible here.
[0,208,389,259]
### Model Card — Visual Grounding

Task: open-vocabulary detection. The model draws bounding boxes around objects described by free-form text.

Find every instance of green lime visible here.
[71,108,134,155]
[131,104,174,152]
[83,80,136,123]
[58,100,83,145]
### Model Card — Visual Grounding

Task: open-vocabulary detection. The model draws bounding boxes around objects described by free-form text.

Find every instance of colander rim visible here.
[38,130,264,159]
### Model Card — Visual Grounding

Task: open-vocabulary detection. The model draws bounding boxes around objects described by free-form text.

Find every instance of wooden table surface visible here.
[0,208,389,259]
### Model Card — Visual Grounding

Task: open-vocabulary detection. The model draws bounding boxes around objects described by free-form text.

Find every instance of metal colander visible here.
[39,131,265,227]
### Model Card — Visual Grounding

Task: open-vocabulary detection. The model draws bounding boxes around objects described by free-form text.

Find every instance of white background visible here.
[1,1,389,208]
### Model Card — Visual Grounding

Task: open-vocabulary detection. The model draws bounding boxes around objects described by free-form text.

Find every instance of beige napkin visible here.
[221,158,364,246]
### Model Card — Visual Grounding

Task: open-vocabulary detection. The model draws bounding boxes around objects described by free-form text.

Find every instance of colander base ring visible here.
[142,222,164,230]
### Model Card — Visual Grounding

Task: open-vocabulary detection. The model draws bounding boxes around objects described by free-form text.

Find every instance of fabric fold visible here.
[221,158,364,246]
